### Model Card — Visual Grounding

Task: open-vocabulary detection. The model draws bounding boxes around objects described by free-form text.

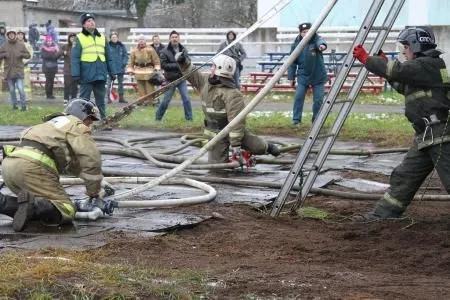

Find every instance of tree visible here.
[135,0,151,27]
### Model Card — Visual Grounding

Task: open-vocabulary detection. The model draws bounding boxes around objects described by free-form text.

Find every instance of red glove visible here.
[377,49,388,62]
[352,45,369,65]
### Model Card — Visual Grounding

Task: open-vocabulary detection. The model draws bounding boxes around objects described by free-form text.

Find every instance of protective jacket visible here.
[71,28,114,84]
[181,62,245,147]
[0,39,31,79]
[109,40,128,75]
[127,45,160,80]
[4,115,103,196]
[365,50,450,149]
[288,34,328,86]
[160,43,187,82]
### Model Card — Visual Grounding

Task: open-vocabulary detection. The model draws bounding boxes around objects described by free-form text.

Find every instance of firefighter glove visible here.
[352,45,369,65]
[376,49,388,62]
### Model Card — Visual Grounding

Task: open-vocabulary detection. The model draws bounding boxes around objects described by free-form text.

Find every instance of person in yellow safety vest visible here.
[16,30,34,106]
[127,35,161,98]
[71,13,116,130]
[0,99,108,232]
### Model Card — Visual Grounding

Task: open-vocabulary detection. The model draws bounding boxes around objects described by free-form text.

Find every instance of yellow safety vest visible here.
[77,33,106,62]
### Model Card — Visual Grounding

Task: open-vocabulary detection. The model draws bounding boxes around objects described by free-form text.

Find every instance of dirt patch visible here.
[98,190,450,299]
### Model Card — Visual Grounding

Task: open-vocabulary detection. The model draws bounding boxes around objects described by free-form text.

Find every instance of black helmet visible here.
[397,27,436,54]
[65,99,100,121]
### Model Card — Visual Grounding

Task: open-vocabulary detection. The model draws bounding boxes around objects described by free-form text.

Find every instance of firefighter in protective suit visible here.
[177,52,280,163]
[0,99,104,231]
[353,27,450,219]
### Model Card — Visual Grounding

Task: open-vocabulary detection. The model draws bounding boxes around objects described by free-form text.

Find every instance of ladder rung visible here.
[317,133,335,139]
[334,99,353,104]
[300,166,319,173]
[371,26,389,31]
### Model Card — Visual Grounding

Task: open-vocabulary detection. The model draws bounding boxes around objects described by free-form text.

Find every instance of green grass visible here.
[0,100,413,147]
[299,206,333,220]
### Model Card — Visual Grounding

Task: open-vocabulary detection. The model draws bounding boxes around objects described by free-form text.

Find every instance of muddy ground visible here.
[96,172,450,299]
[1,126,449,299]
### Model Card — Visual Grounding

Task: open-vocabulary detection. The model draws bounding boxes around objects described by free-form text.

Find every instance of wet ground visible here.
[0,126,449,299]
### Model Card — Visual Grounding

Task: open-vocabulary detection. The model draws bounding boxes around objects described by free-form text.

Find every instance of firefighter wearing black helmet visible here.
[0,99,104,231]
[352,27,450,220]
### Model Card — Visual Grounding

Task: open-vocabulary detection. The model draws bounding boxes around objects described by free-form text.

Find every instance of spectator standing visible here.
[217,30,247,89]
[150,34,165,57]
[45,20,58,43]
[28,24,40,51]
[16,30,33,104]
[58,33,78,106]
[156,30,193,121]
[0,29,31,111]
[41,34,60,100]
[0,24,6,47]
[107,31,128,103]
[287,22,328,125]
[127,35,160,99]
[0,24,6,93]
[71,12,116,129]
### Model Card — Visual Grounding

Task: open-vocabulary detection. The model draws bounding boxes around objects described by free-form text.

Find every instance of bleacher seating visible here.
[241,72,385,95]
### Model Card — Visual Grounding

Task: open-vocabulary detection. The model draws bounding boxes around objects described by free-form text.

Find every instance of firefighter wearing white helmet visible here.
[212,54,236,78]
[0,98,104,231]
[353,26,450,220]
[175,52,280,163]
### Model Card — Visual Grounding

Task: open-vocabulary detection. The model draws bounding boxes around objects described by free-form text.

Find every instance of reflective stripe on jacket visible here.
[3,145,57,172]
[77,33,106,62]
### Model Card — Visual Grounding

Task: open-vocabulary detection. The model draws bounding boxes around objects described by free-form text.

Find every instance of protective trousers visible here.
[136,80,154,98]
[207,129,268,163]
[1,157,76,223]
[374,141,450,217]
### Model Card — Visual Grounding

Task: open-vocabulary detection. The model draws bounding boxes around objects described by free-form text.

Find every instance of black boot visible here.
[118,94,128,103]
[0,192,18,218]
[267,143,281,157]
[34,197,63,225]
[13,190,35,232]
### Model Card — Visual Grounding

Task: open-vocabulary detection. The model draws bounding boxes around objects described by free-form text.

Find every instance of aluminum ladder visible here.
[270,0,406,217]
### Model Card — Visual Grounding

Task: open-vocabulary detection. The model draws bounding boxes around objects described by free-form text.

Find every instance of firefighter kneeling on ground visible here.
[0,99,112,232]
[177,52,280,164]
[353,26,450,220]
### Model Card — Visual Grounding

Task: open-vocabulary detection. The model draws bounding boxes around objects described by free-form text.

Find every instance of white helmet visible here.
[212,54,236,79]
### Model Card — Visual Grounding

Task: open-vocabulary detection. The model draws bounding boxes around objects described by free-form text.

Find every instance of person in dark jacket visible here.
[58,33,78,105]
[155,30,192,121]
[353,27,450,220]
[28,24,40,51]
[107,31,128,103]
[150,34,165,57]
[71,12,116,128]
[217,30,247,89]
[0,24,6,47]
[288,22,327,125]
[0,30,31,111]
[41,34,60,99]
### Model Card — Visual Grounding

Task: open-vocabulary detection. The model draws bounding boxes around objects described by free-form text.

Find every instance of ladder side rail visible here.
[270,0,386,217]
[290,0,407,212]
